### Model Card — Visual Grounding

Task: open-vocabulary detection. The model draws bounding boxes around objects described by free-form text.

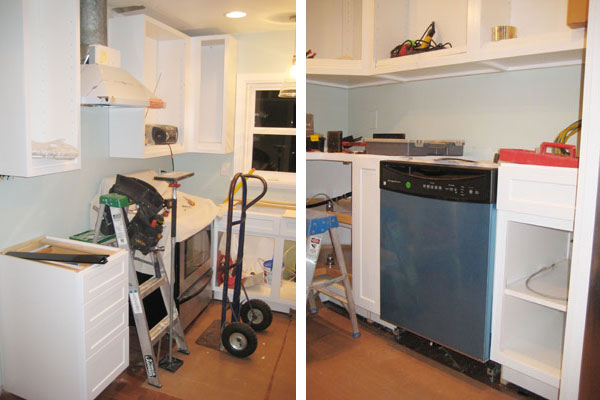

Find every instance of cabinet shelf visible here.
[497,296,565,387]
[505,260,569,312]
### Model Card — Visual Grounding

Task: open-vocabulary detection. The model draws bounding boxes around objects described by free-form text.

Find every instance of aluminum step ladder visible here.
[94,193,189,388]
[306,210,360,338]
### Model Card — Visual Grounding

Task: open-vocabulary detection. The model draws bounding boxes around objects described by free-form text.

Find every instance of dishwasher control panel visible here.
[380,160,497,203]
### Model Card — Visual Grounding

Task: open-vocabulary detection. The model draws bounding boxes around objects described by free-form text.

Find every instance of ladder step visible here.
[150,314,179,345]
[316,287,349,306]
[310,275,345,289]
[139,276,166,299]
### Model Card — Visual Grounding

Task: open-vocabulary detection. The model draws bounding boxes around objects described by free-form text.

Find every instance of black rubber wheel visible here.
[240,299,273,332]
[221,322,258,358]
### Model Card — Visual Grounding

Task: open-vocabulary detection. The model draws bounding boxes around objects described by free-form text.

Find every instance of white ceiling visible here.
[107,0,296,35]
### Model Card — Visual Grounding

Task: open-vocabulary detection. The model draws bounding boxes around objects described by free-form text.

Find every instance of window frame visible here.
[233,74,296,189]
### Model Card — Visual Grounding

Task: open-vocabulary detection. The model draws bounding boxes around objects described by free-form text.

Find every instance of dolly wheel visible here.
[221,322,258,358]
[241,299,273,332]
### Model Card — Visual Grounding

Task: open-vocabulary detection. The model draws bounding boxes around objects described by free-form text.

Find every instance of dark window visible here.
[252,134,296,173]
[255,90,296,128]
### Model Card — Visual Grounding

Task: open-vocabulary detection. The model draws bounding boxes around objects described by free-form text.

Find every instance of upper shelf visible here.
[307,0,586,88]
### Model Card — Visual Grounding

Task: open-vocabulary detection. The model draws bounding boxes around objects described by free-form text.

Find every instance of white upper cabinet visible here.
[108,15,236,158]
[0,0,81,177]
[186,35,237,154]
[307,0,373,75]
[108,15,189,159]
[308,0,586,87]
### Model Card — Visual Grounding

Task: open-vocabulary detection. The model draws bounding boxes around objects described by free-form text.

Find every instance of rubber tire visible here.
[240,299,273,332]
[221,322,258,358]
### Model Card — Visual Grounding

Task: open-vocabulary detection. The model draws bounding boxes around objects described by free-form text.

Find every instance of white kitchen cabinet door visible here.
[0,0,81,177]
[351,156,382,314]
[186,35,237,154]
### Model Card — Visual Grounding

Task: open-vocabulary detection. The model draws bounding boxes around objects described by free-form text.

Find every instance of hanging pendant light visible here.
[279,14,296,98]
[279,54,296,98]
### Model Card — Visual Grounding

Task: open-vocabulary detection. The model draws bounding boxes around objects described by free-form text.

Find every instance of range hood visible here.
[80,64,163,108]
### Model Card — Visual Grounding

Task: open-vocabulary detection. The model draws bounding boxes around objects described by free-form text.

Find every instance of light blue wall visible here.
[307,83,349,135]
[308,66,583,161]
[347,66,583,160]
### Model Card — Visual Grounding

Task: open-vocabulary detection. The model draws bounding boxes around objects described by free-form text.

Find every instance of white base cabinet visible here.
[491,163,578,400]
[0,237,129,400]
[211,207,296,313]
[307,152,408,321]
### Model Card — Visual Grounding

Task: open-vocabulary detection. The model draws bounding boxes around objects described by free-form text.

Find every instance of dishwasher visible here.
[379,160,497,361]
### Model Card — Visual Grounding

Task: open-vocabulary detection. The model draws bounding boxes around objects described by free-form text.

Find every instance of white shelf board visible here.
[505,261,569,312]
[217,283,271,298]
[310,34,584,88]
[307,59,366,75]
[280,280,295,302]
[307,74,395,89]
[498,346,561,388]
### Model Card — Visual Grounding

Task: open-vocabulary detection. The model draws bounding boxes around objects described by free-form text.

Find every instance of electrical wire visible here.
[167,144,174,172]
[553,120,581,154]
[525,260,568,301]
[306,192,352,209]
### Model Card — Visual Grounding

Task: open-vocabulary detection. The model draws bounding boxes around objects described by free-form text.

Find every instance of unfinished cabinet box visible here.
[0,0,81,177]
[0,237,129,400]
[567,0,589,28]
[108,15,236,158]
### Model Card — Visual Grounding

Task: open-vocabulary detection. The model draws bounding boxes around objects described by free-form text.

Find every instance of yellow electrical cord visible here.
[553,120,581,154]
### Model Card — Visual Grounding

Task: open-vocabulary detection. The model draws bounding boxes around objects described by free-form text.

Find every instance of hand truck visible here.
[219,172,273,357]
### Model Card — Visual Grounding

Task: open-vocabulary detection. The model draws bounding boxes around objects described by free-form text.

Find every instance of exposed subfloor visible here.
[307,301,545,400]
[0,301,296,400]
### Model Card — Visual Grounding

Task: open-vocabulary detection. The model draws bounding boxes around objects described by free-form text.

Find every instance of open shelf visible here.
[108,14,189,158]
[505,260,569,312]
[498,296,565,387]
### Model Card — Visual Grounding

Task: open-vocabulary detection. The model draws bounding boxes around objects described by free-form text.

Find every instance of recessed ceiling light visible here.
[225,11,246,19]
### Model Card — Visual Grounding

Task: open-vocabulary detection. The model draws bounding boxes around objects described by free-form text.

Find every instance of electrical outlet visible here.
[220,162,231,176]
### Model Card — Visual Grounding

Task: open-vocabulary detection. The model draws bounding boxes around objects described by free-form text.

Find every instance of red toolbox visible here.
[499,142,579,168]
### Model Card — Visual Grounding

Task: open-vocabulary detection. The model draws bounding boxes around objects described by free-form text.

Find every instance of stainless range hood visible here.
[80,63,157,107]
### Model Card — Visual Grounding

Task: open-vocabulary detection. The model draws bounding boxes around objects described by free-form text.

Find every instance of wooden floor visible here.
[307,303,538,400]
[0,301,296,400]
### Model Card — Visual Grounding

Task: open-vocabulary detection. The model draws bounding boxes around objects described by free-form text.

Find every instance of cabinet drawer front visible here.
[85,306,128,357]
[84,279,127,332]
[86,327,129,400]
[279,217,296,238]
[83,252,127,303]
[497,164,577,221]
